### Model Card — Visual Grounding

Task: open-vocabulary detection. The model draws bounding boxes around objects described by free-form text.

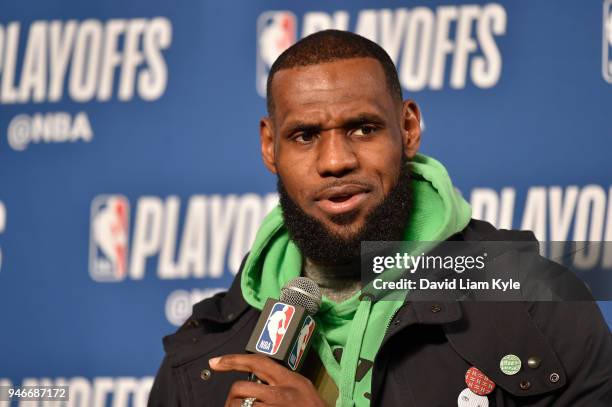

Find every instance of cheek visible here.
[278,169,311,206]
[363,152,403,195]
[277,152,316,197]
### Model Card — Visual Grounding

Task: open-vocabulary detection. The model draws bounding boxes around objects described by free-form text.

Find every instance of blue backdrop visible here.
[1,0,611,405]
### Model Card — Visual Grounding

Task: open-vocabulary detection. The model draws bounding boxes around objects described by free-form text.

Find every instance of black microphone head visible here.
[280,277,322,315]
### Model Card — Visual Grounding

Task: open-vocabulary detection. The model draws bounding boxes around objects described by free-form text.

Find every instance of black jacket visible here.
[149,220,612,406]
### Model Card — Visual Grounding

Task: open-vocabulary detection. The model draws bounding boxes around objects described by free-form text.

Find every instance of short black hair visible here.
[266,29,403,115]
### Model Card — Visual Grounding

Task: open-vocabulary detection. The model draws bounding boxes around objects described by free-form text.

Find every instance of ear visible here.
[260,117,277,174]
[401,99,421,159]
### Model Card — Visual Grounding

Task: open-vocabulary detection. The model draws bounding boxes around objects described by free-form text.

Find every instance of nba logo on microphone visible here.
[288,315,315,370]
[604,0,612,83]
[89,195,130,282]
[256,11,297,96]
[256,303,296,355]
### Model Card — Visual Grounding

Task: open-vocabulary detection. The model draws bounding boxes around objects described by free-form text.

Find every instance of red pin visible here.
[465,367,496,396]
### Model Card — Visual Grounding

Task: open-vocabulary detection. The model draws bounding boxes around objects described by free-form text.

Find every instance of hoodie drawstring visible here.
[336,297,372,407]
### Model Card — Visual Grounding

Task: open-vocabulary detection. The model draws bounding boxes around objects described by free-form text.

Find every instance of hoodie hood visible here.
[240,153,471,406]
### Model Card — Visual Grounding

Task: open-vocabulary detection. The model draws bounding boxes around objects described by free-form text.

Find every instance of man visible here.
[149,30,611,406]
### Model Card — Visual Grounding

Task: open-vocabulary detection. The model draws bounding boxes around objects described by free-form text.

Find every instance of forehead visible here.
[270,57,398,127]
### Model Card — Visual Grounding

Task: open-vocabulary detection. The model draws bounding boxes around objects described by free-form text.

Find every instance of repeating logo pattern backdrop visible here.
[0,0,610,405]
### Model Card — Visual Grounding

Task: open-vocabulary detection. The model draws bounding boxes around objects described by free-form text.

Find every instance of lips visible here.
[315,184,370,216]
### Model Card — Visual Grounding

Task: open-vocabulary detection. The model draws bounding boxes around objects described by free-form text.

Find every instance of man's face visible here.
[261,57,421,253]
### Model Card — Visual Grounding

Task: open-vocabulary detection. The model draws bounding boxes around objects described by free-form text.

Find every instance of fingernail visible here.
[209,357,221,366]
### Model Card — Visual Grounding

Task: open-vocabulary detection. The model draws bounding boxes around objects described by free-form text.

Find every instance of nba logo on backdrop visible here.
[256,303,295,354]
[288,315,315,370]
[256,11,297,96]
[89,195,130,282]
[604,0,612,83]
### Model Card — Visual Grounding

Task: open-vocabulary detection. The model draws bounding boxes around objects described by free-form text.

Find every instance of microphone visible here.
[245,277,322,381]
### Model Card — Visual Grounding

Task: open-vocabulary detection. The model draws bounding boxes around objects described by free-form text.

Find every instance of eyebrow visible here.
[282,113,386,136]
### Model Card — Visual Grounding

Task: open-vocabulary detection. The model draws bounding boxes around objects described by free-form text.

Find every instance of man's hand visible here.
[209,354,327,407]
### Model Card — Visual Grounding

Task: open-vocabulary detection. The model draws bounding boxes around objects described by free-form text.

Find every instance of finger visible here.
[228,400,267,407]
[210,354,289,385]
[225,380,284,406]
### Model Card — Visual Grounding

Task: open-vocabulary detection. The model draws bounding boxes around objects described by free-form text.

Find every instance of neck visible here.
[302,257,361,303]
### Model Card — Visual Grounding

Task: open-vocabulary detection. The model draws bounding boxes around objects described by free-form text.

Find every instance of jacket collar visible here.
[192,268,251,324]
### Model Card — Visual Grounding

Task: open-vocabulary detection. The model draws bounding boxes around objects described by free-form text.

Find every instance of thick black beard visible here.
[278,158,412,267]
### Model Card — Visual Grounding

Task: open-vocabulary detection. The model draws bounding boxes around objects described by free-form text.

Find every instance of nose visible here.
[316,130,358,178]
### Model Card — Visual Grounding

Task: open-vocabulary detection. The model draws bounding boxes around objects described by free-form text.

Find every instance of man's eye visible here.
[294,132,316,144]
[352,125,377,137]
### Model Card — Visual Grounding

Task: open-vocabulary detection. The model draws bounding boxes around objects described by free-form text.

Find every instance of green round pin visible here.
[500,354,522,375]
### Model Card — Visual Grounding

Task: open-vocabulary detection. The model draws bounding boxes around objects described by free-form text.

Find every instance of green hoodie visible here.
[240,153,472,406]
